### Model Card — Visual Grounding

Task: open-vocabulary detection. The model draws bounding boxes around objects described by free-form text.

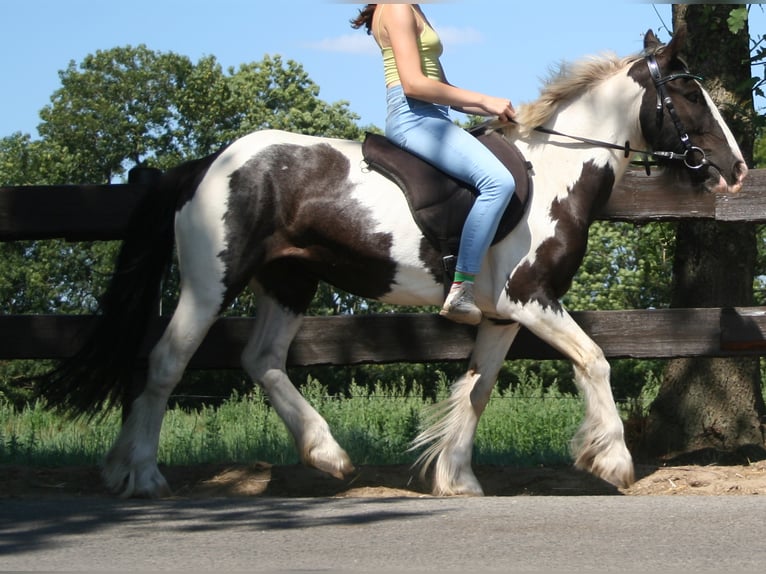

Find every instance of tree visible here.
[643,5,766,462]
[36,48,366,183]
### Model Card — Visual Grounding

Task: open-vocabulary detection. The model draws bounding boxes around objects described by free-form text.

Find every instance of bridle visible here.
[645,54,708,171]
[492,54,710,175]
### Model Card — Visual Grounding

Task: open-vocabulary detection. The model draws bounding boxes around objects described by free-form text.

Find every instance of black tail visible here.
[36,163,195,418]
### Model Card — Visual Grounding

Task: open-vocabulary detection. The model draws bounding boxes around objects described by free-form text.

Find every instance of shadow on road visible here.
[0,495,435,557]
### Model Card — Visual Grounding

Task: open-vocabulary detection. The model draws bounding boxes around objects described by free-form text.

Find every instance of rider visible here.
[351,3,517,325]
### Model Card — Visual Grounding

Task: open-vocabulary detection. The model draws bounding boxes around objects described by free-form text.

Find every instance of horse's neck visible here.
[552,72,645,175]
[506,76,644,225]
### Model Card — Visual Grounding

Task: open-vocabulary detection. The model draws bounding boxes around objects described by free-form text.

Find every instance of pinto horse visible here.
[39,30,747,497]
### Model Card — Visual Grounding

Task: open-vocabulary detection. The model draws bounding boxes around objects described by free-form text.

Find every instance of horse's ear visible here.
[643,29,661,51]
[645,26,687,61]
[664,25,687,58]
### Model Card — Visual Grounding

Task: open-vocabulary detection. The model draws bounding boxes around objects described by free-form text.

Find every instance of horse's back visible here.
[221,129,363,166]
[182,129,370,232]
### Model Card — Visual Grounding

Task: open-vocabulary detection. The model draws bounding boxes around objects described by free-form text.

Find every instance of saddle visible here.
[362,128,533,280]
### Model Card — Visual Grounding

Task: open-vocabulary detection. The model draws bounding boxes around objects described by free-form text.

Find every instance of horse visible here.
[38,29,747,498]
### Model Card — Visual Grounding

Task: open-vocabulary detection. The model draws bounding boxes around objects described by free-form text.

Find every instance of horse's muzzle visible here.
[704,159,747,194]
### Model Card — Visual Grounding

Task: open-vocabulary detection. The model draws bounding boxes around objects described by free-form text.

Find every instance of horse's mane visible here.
[510,52,643,137]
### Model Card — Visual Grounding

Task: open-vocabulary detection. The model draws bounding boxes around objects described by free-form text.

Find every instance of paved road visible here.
[2,495,764,571]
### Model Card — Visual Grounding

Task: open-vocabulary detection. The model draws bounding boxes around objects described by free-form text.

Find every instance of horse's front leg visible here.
[412,321,521,496]
[514,302,634,488]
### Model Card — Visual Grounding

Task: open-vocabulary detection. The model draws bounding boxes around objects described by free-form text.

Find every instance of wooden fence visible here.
[2,167,766,368]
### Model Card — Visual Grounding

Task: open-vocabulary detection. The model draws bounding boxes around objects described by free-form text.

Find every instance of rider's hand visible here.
[483,96,516,122]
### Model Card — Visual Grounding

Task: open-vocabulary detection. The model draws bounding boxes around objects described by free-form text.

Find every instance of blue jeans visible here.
[385,85,516,276]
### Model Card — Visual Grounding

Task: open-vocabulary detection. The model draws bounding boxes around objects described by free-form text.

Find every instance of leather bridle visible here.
[645,54,708,170]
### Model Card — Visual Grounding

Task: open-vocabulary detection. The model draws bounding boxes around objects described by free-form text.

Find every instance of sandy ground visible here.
[2,459,765,498]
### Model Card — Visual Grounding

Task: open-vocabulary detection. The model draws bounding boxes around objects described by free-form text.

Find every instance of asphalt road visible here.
[2,495,764,572]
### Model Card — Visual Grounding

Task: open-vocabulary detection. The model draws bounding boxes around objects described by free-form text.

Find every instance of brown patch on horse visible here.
[221,142,399,312]
[506,161,615,309]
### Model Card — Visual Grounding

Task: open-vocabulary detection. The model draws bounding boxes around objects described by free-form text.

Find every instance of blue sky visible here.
[1,1,763,139]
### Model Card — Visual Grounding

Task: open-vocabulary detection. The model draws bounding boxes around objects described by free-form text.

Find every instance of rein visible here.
[484,54,709,176]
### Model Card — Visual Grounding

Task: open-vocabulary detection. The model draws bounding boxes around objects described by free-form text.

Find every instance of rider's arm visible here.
[383,4,514,120]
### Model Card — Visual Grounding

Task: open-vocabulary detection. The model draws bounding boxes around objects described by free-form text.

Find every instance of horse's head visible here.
[631,29,748,193]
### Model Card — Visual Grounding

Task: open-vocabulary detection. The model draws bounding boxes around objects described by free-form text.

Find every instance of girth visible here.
[362,128,533,281]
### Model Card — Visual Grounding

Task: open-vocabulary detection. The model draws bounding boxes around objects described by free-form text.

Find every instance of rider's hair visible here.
[350,4,377,34]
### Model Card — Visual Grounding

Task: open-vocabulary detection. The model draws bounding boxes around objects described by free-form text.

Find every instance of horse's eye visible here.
[685,91,701,104]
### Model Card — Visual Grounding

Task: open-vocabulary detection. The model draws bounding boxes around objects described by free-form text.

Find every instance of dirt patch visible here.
[2,460,765,498]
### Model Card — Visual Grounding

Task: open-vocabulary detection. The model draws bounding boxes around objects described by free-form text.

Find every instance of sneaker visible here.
[439,281,482,325]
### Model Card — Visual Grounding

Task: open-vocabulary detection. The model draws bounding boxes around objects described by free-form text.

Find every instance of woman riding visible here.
[351,3,517,325]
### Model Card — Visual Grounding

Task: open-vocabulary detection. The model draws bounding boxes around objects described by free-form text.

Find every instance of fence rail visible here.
[2,167,765,367]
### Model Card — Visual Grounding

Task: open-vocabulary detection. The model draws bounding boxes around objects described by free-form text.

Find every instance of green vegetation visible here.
[1,374,599,468]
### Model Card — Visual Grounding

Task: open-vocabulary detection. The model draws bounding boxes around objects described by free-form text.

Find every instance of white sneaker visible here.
[439,281,482,325]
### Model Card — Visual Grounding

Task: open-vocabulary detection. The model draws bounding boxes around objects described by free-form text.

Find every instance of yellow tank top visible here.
[376,7,444,86]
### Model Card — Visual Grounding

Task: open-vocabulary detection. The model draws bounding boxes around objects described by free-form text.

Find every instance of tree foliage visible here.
[35,47,365,183]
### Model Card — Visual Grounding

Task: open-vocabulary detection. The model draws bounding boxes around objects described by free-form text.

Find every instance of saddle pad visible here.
[362,129,532,258]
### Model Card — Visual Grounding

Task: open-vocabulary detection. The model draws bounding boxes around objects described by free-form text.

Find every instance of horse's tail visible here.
[36,157,212,418]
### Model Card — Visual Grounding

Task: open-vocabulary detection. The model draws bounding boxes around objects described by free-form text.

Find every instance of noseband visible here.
[645,54,707,170]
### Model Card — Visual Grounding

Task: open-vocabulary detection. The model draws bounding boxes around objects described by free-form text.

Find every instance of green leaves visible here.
[727,6,748,35]
[563,222,674,312]
[38,46,190,182]
[32,47,363,183]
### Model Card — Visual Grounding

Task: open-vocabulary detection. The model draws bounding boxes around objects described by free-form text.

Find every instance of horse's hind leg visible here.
[241,294,353,479]
[103,284,224,498]
[413,321,521,496]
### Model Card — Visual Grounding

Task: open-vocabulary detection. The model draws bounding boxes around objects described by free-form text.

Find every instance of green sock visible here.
[454,271,476,283]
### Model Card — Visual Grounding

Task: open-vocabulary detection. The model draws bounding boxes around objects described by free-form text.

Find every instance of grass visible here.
[0,374,592,468]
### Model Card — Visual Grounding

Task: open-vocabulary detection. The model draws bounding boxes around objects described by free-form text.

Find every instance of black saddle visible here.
[362,128,533,278]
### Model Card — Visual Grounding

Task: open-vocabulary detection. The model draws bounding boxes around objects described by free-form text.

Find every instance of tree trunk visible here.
[643,4,766,462]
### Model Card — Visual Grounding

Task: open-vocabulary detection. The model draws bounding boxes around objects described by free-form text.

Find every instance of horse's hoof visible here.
[575,443,635,489]
[432,471,485,497]
[129,473,172,499]
[592,458,635,489]
[303,438,355,480]
[433,485,484,497]
[103,464,172,498]
[311,458,356,480]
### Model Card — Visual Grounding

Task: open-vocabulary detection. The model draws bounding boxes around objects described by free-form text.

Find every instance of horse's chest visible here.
[505,160,615,304]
